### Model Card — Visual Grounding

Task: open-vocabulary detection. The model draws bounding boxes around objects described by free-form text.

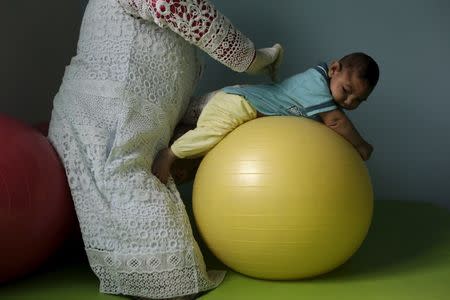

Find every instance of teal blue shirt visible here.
[222,63,337,119]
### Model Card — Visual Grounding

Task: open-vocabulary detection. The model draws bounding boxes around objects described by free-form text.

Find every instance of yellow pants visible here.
[171,91,257,159]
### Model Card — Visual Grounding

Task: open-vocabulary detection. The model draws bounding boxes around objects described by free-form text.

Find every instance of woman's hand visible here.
[245,43,284,82]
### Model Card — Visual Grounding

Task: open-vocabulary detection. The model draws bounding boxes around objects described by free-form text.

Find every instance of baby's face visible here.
[329,65,372,110]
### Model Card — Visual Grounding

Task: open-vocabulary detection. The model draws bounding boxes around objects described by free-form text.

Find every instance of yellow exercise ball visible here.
[193,116,373,280]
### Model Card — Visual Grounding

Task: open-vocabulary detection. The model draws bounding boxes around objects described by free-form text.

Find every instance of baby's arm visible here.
[319,109,373,160]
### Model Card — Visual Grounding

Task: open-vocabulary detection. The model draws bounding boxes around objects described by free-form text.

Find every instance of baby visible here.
[153,52,380,184]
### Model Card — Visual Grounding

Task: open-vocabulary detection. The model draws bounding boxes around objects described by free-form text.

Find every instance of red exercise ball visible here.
[0,114,75,283]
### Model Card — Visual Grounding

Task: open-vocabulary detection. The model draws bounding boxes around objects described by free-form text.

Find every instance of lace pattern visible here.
[118,0,255,72]
[47,0,239,298]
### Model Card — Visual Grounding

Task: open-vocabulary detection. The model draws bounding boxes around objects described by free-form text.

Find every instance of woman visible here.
[48,0,282,298]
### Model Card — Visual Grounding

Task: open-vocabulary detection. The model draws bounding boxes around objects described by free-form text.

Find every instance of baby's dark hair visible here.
[339,52,380,88]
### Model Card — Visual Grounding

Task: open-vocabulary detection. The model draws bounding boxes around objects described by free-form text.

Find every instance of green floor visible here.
[1,200,449,300]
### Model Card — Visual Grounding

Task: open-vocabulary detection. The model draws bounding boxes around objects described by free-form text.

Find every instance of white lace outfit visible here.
[48,0,254,298]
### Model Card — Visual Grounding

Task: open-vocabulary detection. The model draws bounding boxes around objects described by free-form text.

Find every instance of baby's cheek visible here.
[332,91,342,102]
[330,84,341,100]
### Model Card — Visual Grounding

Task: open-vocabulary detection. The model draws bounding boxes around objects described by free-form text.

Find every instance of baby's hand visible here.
[356,142,373,161]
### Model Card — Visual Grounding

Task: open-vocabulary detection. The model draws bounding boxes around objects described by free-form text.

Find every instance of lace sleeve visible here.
[118,0,255,72]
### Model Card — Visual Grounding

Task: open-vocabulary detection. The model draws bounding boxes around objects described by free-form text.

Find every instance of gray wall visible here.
[2,1,449,209]
[0,1,82,124]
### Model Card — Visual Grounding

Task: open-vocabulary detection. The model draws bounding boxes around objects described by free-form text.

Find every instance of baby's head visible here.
[328,52,379,110]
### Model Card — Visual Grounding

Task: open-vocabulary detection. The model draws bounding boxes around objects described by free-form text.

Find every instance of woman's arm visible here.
[118,0,255,72]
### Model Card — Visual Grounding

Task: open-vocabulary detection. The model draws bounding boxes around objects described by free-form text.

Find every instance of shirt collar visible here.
[314,62,330,83]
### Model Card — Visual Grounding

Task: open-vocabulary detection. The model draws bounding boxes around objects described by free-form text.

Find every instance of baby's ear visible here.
[328,61,341,77]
